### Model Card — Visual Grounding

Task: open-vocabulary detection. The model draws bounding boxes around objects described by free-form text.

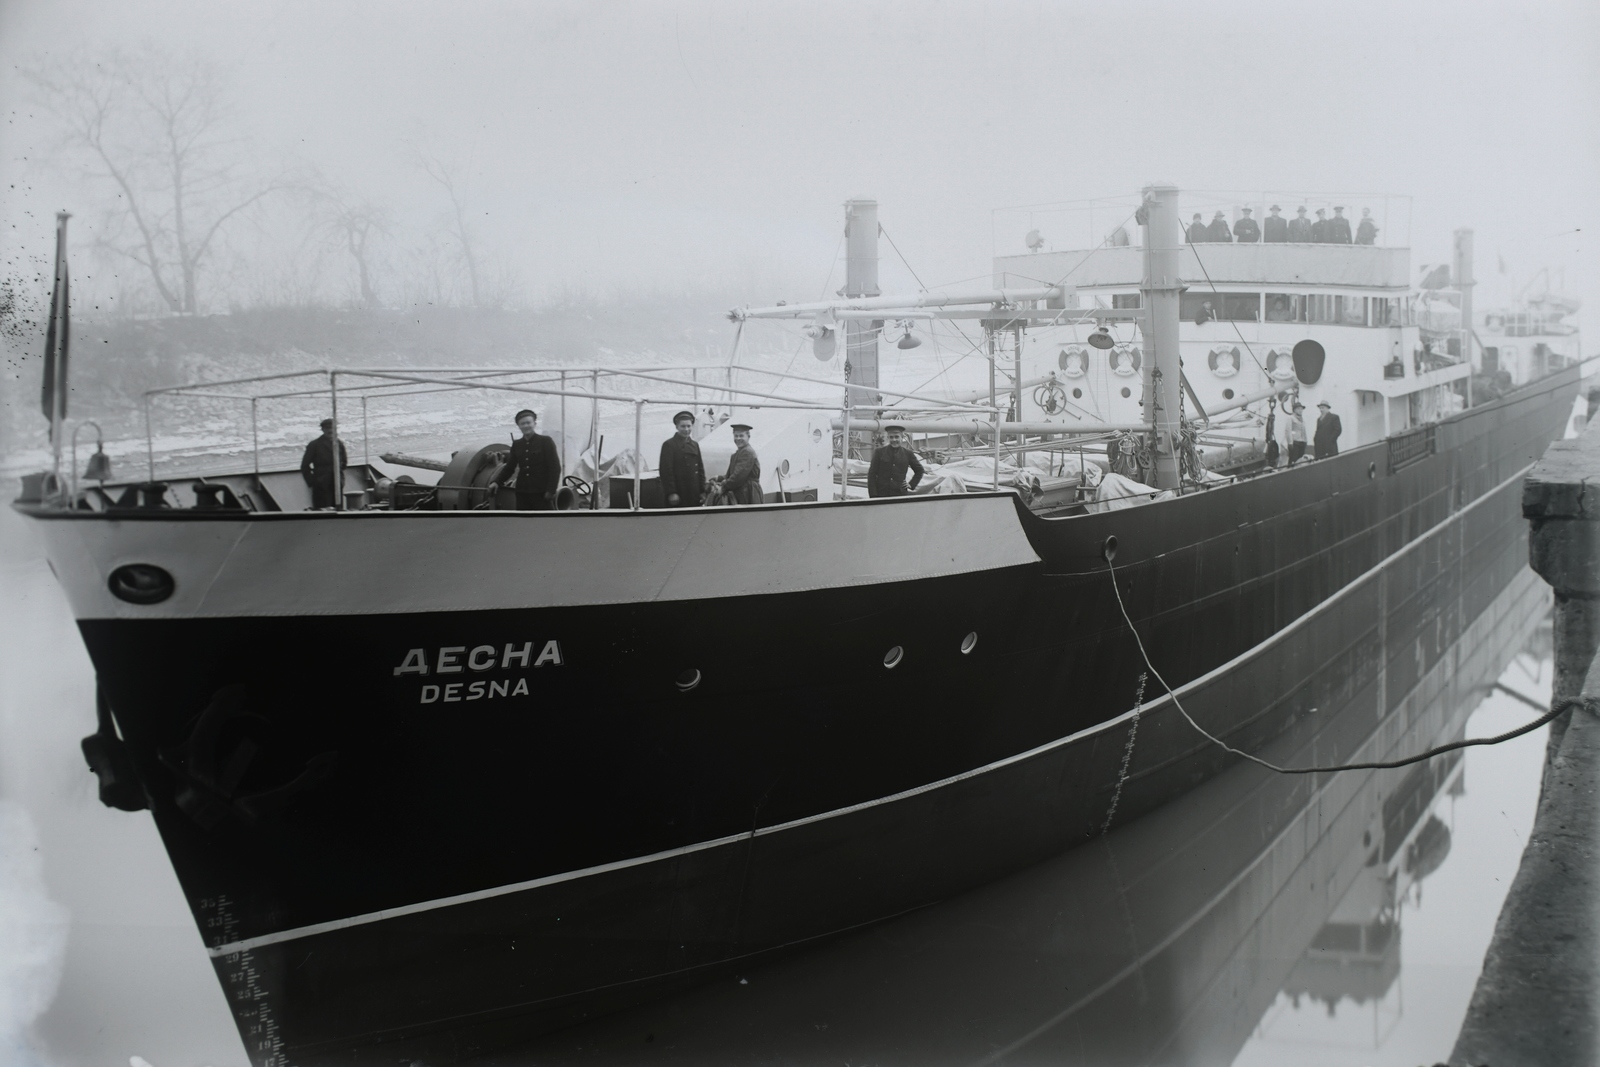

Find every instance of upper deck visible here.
[995,242,1411,294]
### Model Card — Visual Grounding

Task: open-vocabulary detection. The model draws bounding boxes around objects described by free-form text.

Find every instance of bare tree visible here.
[414,153,482,307]
[316,196,391,309]
[23,46,291,314]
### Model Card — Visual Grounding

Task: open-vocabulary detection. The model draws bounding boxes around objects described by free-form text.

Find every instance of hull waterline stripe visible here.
[205,461,1533,959]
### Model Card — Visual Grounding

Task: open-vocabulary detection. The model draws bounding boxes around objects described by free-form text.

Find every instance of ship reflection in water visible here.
[503,566,1552,1067]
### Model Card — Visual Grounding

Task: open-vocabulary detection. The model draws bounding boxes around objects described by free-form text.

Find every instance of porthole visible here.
[883,646,903,669]
[675,668,701,692]
[1222,388,1234,400]
[1072,387,1082,399]
[108,563,175,605]
[960,632,978,655]
[1119,386,1131,398]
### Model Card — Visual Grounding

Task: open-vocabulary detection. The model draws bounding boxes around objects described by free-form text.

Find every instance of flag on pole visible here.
[40,211,71,445]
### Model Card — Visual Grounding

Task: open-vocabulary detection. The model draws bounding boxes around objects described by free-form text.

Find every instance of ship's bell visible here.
[83,446,112,482]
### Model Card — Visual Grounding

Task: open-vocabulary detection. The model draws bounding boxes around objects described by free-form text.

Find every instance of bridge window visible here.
[1112,293,1142,309]
[1266,294,1305,322]
[1180,292,1259,322]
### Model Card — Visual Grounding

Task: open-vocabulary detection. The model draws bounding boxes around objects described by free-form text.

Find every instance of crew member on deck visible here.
[1206,211,1233,242]
[1232,207,1261,243]
[300,418,348,509]
[1355,208,1379,245]
[490,408,561,510]
[658,410,706,507]
[1327,207,1353,244]
[1288,206,1313,242]
[867,424,925,498]
[720,423,764,505]
[1310,209,1329,243]
[1263,205,1288,243]
[1187,213,1209,243]
[1286,402,1308,466]
[1314,400,1343,459]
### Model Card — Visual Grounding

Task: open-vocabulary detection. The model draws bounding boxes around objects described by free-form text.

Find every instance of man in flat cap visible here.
[719,423,764,505]
[1206,210,1233,243]
[1263,205,1288,243]
[1187,212,1209,243]
[490,408,561,509]
[1310,208,1329,243]
[658,410,706,507]
[1327,206,1353,244]
[300,417,348,509]
[1355,208,1379,245]
[1313,400,1343,459]
[1287,206,1313,242]
[867,424,925,498]
[1232,207,1261,243]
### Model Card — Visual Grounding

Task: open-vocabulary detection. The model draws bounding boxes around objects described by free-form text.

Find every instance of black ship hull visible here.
[19,367,1578,1064]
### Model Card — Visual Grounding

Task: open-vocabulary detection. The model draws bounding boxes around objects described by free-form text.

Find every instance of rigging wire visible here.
[1105,552,1583,774]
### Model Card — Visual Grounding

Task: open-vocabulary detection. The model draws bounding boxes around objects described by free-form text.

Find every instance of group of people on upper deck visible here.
[1188,205,1379,245]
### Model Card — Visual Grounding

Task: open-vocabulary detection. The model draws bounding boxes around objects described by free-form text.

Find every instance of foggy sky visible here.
[1,0,1596,330]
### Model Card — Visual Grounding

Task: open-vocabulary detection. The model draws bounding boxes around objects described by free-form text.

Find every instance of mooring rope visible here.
[1106,554,1586,774]
[1101,672,1147,834]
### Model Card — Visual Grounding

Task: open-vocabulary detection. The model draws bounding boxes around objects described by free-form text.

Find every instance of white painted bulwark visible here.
[995,244,1412,291]
[37,495,1042,621]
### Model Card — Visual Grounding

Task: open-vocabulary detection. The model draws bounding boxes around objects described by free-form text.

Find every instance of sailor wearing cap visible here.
[867,424,926,498]
[1286,401,1309,466]
[1327,206,1353,244]
[658,410,706,507]
[1232,207,1261,243]
[300,417,349,509]
[1310,208,1329,243]
[1287,206,1312,242]
[719,423,764,505]
[1205,210,1233,243]
[490,408,561,510]
[1187,213,1209,244]
[1313,400,1343,459]
[1263,205,1288,244]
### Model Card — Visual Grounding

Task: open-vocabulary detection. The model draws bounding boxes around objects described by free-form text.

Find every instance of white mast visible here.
[1139,184,1185,490]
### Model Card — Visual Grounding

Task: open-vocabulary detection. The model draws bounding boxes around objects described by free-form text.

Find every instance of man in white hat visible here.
[1286,401,1308,466]
[1313,400,1343,459]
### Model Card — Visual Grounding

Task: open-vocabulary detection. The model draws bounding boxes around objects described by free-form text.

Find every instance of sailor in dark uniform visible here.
[1263,205,1288,243]
[658,410,706,507]
[490,408,561,509]
[1187,213,1209,243]
[1232,207,1261,243]
[1327,206,1354,244]
[720,423,764,505]
[867,424,925,498]
[1310,209,1329,243]
[300,418,348,509]
[1205,211,1233,242]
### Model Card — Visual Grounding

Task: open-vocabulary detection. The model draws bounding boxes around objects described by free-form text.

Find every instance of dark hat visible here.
[1315,208,1327,216]
[514,408,536,422]
[1270,204,1281,211]
[884,423,907,433]
[1333,206,1345,212]
[1317,400,1331,408]
[1213,210,1226,218]
[1296,205,1308,213]
[730,423,752,432]
[1292,401,1305,410]
[320,418,335,430]
[1240,206,1253,214]
[673,410,695,424]
[1192,213,1202,220]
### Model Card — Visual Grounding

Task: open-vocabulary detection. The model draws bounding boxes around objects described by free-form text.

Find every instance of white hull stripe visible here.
[38,495,1041,621]
[204,463,1529,959]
